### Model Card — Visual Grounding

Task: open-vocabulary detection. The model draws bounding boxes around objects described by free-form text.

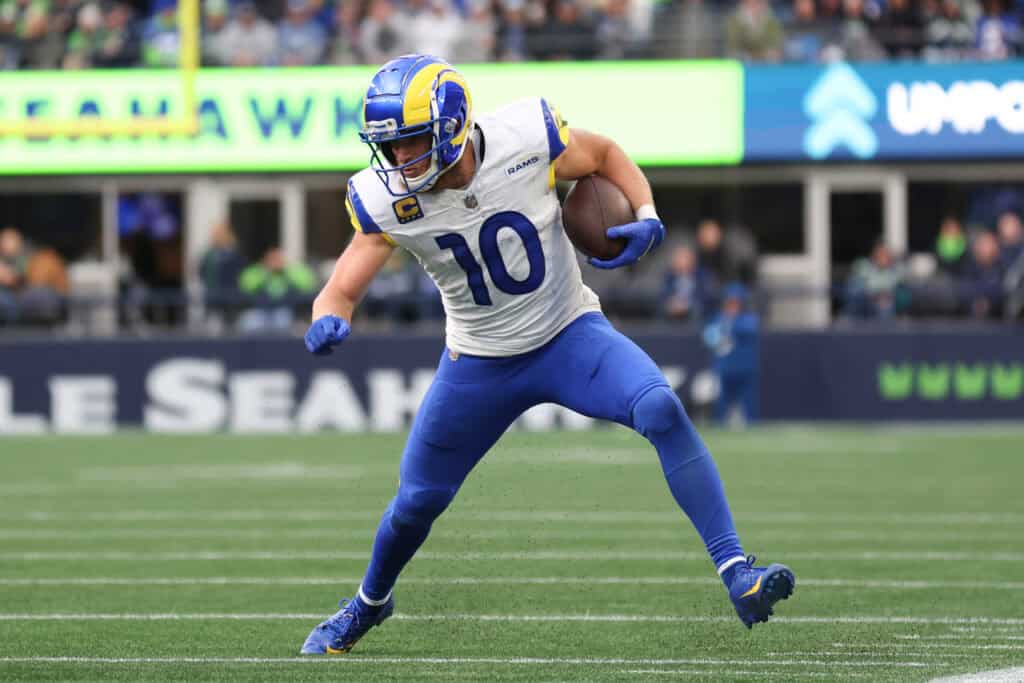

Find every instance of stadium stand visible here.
[0,0,1022,331]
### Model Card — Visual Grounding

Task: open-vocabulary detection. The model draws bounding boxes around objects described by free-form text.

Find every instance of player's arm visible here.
[304,231,395,355]
[554,128,665,270]
[554,128,653,210]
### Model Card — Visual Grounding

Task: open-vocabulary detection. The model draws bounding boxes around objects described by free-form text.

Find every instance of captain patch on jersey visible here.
[392,197,424,224]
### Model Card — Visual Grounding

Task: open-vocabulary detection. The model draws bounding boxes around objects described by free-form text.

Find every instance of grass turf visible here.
[1,426,1022,681]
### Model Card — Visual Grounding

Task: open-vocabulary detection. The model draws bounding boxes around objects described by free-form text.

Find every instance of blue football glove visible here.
[589,218,665,270]
[304,315,351,355]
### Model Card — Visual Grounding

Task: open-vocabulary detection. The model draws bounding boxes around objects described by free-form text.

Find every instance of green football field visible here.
[1,426,1023,682]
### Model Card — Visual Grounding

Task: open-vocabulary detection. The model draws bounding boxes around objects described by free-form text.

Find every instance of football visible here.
[561,175,633,261]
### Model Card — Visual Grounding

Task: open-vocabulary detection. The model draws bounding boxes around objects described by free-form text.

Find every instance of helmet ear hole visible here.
[435,80,468,138]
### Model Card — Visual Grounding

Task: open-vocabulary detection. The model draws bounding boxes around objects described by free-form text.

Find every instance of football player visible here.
[300,54,794,655]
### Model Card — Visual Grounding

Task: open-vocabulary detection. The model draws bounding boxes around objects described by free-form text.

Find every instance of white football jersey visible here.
[346,97,601,357]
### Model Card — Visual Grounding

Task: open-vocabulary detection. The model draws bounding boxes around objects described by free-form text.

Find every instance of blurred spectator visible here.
[63,2,106,70]
[307,0,337,35]
[675,0,718,59]
[497,0,529,60]
[597,0,635,59]
[626,0,656,48]
[65,2,139,70]
[844,241,909,318]
[213,1,277,67]
[959,231,1005,318]
[22,242,68,324]
[237,246,316,332]
[0,1,18,69]
[452,0,496,62]
[694,219,757,312]
[18,0,69,68]
[409,0,463,59]
[202,0,229,65]
[975,0,1020,58]
[935,215,969,276]
[836,0,886,61]
[142,0,180,66]
[528,0,599,60]
[660,244,703,321]
[1,0,51,69]
[0,226,66,326]
[97,3,141,67]
[784,0,833,61]
[278,0,328,66]
[360,0,413,65]
[0,225,28,324]
[996,210,1023,269]
[363,249,441,323]
[725,0,784,62]
[703,283,760,426]
[696,220,725,274]
[327,0,363,64]
[820,0,844,22]
[875,0,925,57]
[923,0,975,61]
[200,220,244,321]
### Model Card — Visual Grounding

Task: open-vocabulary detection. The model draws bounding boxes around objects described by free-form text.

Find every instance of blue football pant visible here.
[360,313,743,600]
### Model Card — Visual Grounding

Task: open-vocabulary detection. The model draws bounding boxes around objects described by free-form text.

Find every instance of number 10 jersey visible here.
[345,97,601,357]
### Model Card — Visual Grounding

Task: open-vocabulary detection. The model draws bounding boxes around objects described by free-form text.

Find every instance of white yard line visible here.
[621,671,875,678]
[832,643,1024,651]
[1,576,1023,591]
[6,510,1024,524]
[1,613,1023,626]
[897,635,1024,641]
[0,656,931,668]
[929,667,1024,683]
[2,550,1022,561]
[773,651,984,660]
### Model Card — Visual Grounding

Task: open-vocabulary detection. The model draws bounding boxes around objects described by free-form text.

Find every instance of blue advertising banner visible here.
[744,61,1024,161]
[0,334,711,434]
[761,329,1024,420]
[0,330,1021,432]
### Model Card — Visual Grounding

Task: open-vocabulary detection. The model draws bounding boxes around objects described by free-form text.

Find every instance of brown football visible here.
[561,175,633,261]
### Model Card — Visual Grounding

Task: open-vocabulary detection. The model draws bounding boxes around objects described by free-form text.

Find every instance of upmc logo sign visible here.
[887,79,1024,136]
[744,61,1024,161]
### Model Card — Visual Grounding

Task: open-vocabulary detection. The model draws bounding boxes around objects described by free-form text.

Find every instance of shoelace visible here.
[746,554,756,567]
[320,598,360,633]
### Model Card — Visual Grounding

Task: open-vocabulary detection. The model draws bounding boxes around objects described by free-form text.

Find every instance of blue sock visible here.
[632,387,745,586]
[359,499,432,602]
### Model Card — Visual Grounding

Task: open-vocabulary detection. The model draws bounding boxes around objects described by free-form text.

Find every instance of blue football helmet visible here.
[359,55,473,197]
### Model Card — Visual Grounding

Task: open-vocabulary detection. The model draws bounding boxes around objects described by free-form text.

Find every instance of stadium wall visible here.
[0,331,1021,434]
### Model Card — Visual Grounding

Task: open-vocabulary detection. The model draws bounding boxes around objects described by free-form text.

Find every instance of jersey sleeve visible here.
[539,98,571,163]
[345,176,397,246]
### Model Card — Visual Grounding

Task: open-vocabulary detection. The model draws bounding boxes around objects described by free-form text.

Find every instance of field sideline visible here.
[1,426,1022,681]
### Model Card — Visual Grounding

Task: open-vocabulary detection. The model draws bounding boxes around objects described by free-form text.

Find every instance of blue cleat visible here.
[727,555,795,629]
[300,595,394,655]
